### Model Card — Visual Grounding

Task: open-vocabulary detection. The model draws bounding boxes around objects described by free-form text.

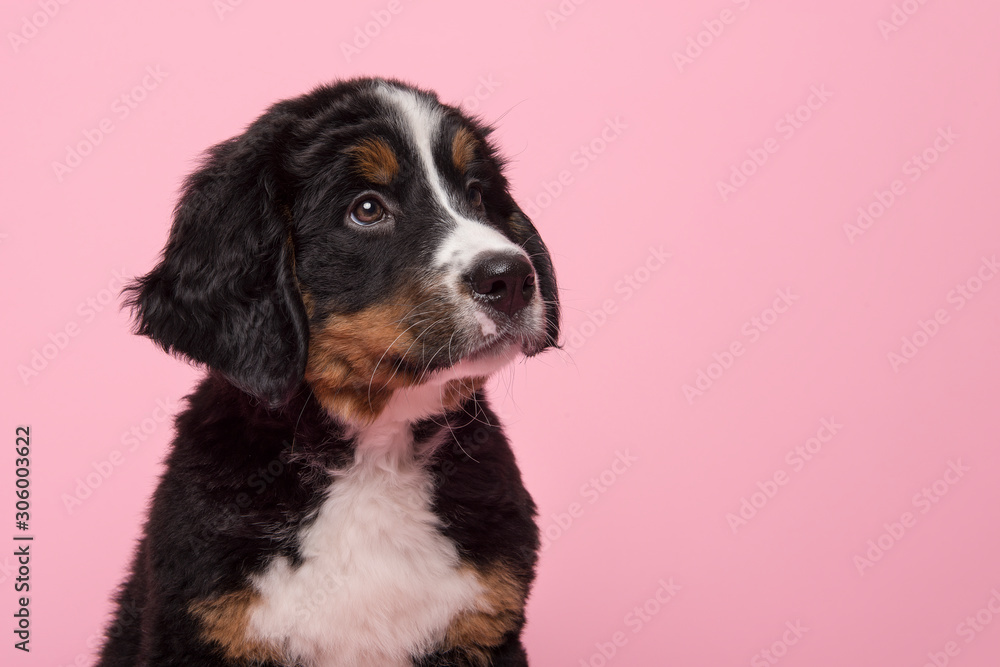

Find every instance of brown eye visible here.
[350,198,385,225]
[467,184,484,210]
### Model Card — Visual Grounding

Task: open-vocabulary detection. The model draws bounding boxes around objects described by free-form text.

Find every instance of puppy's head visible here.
[127,78,559,425]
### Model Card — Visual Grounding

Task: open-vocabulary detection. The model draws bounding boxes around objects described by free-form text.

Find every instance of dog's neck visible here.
[341,374,483,469]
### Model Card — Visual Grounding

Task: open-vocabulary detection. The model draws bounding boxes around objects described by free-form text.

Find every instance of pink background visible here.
[3,1,1000,665]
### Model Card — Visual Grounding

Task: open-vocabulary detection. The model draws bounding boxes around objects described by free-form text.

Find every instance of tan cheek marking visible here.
[189,589,283,663]
[304,292,460,425]
[306,303,415,424]
[348,138,399,185]
[442,562,527,664]
[452,127,478,173]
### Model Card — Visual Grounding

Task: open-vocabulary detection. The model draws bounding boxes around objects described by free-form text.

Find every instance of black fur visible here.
[100,77,558,666]
[126,118,309,406]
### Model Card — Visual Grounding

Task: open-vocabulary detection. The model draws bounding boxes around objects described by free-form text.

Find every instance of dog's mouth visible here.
[429,306,548,372]
[304,287,550,425]
[453,334,521,370]
[408,333,519,386]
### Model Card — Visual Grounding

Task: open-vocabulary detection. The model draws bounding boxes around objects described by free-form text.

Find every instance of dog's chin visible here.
[440,323,551,378]
[427,337,521,385]
[361,340,519,428]
[362,326,546,427]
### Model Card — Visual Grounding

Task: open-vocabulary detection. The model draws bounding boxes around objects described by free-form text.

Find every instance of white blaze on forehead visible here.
[376,83,525,272]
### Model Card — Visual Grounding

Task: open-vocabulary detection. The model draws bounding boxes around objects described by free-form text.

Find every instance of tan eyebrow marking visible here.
[451,126,478,173]
[348,138,399,185]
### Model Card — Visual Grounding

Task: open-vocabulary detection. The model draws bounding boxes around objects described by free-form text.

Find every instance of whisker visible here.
[445,329,459,369]
[441,392,481,464]
[367,322,429,406]
[379,316,446,393]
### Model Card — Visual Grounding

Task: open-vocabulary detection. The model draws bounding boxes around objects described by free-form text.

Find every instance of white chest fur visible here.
[247,424,482,667]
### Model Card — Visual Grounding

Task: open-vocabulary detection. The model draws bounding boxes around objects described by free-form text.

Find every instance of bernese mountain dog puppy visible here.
[98,77,559,667]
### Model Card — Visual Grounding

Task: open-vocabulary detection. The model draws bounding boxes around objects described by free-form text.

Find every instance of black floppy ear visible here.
[511,206,561,351]
[125,118,308,406]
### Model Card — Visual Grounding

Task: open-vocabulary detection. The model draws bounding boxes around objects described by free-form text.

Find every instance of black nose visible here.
[467,253,536,318]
